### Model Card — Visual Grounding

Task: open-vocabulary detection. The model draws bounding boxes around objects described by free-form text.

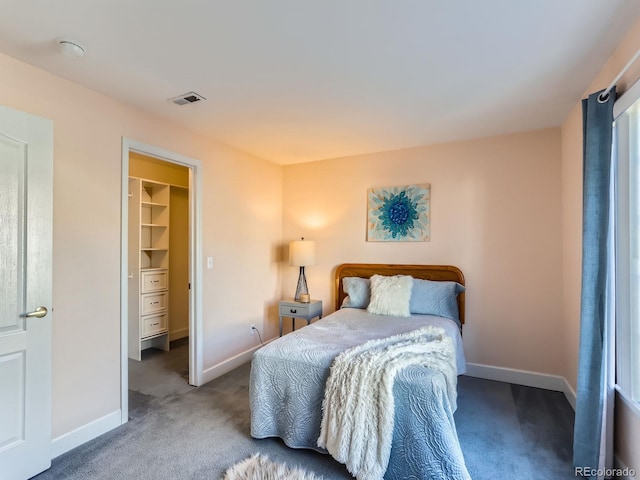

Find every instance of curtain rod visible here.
[598,46,640,103]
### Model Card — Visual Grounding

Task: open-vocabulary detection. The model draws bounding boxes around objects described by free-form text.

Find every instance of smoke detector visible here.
[168,92,206,105]
[57,38,86,57]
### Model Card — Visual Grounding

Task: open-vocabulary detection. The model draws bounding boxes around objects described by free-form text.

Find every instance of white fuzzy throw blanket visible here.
[317,326,457,480]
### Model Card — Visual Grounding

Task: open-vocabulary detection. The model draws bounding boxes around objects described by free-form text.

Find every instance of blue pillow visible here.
[341,277,371,308]
[410,279,464,323]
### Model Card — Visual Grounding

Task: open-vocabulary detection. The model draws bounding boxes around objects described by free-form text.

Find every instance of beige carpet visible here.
[223,454,324,480]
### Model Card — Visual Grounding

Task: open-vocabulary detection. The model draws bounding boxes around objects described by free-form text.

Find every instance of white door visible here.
[0,106,53,479]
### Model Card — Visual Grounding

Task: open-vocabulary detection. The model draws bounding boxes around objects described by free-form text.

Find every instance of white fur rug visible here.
[222,454,324,480]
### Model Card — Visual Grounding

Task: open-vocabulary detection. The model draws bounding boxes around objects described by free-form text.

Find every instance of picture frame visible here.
[367,183,430,242]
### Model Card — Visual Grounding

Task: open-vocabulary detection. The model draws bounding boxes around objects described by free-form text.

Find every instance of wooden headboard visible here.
[334,263,465,324]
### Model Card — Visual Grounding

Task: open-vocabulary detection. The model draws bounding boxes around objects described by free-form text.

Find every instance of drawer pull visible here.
[151,301,159,305]
[150,322,159,327]
[150,280,159,283]
[290,309,297,314]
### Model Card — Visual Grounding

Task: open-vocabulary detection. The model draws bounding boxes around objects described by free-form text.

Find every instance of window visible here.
[613,85,640,402]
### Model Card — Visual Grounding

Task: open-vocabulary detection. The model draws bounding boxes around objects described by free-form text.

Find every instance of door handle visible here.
[26,306,48,318]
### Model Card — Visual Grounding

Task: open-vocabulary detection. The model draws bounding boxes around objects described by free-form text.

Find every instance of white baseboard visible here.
[51,409,122,459]
[464,363,576,410]
[201,343,264,385]
[562,377,577,410]
[169,328,189,342]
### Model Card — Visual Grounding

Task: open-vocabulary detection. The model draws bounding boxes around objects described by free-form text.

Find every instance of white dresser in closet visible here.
[128,178,170,360]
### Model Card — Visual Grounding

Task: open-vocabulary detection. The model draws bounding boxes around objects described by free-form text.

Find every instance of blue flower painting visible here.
[367,184,430,241]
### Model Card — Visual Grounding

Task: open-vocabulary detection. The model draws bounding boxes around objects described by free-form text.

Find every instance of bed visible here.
[250,264,470,480]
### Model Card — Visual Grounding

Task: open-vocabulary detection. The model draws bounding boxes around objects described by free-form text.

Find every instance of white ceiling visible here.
[1,1,639,164]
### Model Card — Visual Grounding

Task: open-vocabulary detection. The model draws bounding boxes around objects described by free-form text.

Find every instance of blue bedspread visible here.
[250,308,470,479]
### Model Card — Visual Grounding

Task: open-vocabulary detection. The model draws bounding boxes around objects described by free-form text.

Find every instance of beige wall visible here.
[169,185,190,340]
[0,52,282,438]
[560,105,582,395]
[129,152,189,187]
[560,18,640,472]
[283,128,564,374]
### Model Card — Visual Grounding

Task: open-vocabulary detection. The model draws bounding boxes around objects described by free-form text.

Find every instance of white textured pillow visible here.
[367,274,413,317]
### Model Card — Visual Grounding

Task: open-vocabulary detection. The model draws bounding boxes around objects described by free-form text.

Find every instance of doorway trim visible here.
[120,137,203,424]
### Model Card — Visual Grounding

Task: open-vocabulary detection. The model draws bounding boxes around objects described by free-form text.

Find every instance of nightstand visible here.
[279,299,323,336]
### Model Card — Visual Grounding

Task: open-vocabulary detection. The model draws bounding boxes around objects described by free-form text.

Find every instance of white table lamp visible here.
[289,238,316,302]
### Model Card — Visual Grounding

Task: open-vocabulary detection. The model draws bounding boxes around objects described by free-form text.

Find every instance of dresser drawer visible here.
[141,270,168,293]
[141,313,168,338]
[279,302,314,318]
[141,292,168,315]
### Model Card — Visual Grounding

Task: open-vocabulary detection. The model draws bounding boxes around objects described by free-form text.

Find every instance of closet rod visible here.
[598,46,640,103]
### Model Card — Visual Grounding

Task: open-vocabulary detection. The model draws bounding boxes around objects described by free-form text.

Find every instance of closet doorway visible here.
[120,138,203,425]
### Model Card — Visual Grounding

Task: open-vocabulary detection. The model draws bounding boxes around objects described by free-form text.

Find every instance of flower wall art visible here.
[367,184,430,241]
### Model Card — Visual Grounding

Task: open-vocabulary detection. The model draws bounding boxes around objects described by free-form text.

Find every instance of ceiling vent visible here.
[169,92,206,105]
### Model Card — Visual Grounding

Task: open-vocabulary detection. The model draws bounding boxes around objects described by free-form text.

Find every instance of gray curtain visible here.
[573,87,615,477]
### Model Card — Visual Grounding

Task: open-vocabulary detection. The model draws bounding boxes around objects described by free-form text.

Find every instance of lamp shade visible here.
[289,240,316,266]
